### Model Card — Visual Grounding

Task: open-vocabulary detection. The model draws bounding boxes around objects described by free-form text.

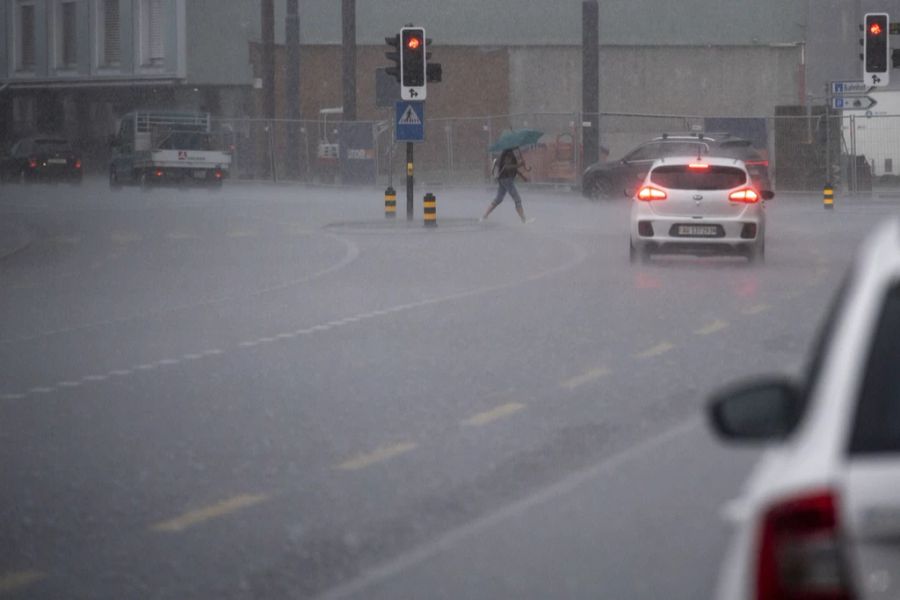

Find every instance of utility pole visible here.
[261,0,275,121]
[341,0,357,121]
[581,0,600,172]
[286,0,301,178]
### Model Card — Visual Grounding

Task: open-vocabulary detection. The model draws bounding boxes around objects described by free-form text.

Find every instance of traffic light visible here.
[864,13,890,86]
[400,26,426,99]
[385,34,401,82]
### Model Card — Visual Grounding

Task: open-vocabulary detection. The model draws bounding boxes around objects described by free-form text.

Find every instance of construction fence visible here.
[211,108,900,193]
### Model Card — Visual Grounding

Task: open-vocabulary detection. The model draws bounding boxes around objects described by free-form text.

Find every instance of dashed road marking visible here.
[634,341,675,359]
[82,374,108,382]
[109,369,132,377]
[742,303,770,315]
[28,387,55,394]
[463,402,526,426]
[337,442,418,471]
[238,341,260,348]
[694,319,729,336]
[156,359,179,366]
[226,230,257,239]
[0,570,46,594]
[182,353,204,361]
[110,231,142,244]
[135,363,157,371]
[166,232,199,240]
[151,493,270,533]
[57,381,81,388]
[561,367,611,390]
[0,393,26,400]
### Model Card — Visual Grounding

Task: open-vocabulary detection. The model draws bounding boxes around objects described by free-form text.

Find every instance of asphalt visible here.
[0,178,897,599]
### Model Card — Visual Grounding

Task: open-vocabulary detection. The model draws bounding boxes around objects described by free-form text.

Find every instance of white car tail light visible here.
[729,188,760,203]
[637,185,667,201]
[756,490,854,600]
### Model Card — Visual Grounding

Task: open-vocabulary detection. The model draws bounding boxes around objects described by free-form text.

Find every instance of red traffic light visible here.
[406,37,421,50]
[870,22,883,36]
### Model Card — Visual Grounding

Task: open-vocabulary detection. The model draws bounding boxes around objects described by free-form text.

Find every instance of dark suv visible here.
[582,133,771,200]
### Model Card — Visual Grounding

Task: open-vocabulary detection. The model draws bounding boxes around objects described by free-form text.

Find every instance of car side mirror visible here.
[761,190,775,201]
[707,377,803,443]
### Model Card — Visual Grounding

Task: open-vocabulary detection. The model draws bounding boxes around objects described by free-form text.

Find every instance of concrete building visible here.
[0,0,873,178]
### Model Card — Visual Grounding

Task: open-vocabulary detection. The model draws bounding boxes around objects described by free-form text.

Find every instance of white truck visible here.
[109,111,231,190]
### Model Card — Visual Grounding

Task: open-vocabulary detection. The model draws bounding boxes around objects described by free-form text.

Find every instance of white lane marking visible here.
[560,366,611,391]
[82,374,108,382]
[315,418,702,600]
[1,230,588,400]
[0,393,27,400]
[57,381,82,388]
[109,369,132,377]
[634,341,675,359]
[463,402,526,426]
[742,303,770,315]
[182,353,204,361]
[157,359,179,366]
[238,341,259,348]
[694,319,729,336]
[275,333,295,340]
[0,233,360,345]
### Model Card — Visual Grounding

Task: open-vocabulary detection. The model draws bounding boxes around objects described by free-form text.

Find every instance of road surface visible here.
[1,179,895,599]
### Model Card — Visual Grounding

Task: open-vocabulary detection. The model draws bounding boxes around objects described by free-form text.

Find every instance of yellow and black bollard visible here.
[823,183,834,210]
[384,186,396,219]
[423,193,437,228]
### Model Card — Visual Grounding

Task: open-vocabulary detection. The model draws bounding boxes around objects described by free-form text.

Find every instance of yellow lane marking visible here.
[742,303,770,315]
[634,341,675,359]
[0,570,45,594]
[151,493,269,533]
[463,402,526,426]
[227,230,257,238]
[694,319,729,336]
[337,442,418,471]
[110,231,142,244]
[561,367,611,390]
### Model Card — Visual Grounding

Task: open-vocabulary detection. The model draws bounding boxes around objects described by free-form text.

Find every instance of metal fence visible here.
[212,110,900,193]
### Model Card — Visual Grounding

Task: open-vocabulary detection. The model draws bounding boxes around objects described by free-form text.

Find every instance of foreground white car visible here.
[629,156,772,264]
[709,220,900,599]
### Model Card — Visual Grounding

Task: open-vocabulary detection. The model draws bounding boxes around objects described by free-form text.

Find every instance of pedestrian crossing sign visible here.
[395,100,425,142]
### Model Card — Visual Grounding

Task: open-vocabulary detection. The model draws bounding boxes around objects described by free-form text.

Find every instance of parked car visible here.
[0,136,83,184]
[629,156,773,264]
[708,219,900,599]
[583,133,771,200]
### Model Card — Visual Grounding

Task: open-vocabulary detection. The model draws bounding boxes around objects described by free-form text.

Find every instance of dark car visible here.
[0,136,83,184]
[582,132,771,200]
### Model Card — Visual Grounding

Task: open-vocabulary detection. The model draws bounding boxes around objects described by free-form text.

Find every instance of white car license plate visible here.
[678,225,719,237]
[47,158,67,165]
[193,170,207,179]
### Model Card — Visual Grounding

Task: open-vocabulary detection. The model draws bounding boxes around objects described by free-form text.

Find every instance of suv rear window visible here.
[34,139,72,152]
[849,282,900,455]
[649,165,746,190]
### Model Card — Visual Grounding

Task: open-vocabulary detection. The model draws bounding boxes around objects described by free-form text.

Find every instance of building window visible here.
[140,0,165,67]
[17,1,37,71]
[58,1,78,69]
[99,0,121,66]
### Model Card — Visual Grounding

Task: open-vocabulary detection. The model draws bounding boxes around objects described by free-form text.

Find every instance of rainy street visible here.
[0,180,896,598]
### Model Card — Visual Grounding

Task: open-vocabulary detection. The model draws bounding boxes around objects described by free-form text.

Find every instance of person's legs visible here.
[507,179,527,223]
[482,180,507,220]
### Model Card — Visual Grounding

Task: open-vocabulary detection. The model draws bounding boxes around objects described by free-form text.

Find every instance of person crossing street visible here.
[481,147,533,224]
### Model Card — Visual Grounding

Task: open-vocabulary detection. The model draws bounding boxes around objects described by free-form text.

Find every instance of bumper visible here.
[630,202,764,256]
[146,168,226,185]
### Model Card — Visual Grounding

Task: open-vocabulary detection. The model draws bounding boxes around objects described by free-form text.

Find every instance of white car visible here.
[629,156,772,264]
[708,219,900,600]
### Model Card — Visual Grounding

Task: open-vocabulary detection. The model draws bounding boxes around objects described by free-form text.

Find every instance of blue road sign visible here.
[395,101,425,143]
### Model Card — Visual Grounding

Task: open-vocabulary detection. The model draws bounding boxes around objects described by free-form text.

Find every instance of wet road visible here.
[1,179,896,598]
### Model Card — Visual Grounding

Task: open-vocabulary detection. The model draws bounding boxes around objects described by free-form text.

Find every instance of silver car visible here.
[629,156,773,264]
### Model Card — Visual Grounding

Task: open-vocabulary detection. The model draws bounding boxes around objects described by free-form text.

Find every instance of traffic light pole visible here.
[406,142,414,220]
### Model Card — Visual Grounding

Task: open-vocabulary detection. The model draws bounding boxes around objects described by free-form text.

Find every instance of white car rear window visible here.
[649,165,746,190]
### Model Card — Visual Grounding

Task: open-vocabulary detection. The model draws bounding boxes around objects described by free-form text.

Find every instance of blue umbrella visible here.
[488,128,544,153]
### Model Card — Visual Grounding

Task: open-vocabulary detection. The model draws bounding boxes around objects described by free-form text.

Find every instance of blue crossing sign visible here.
[395,101,425,143]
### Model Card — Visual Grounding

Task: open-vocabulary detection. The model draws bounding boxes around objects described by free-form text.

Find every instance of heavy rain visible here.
[2,1,900,599]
